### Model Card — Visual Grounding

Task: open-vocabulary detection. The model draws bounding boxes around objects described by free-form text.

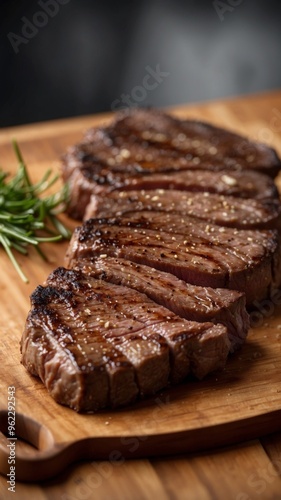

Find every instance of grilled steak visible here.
[21,267,229,411]
[22,108,281,412]
[74,257,249,351]
[65,213,281,305]
[62,108,281,219]
[84,189,281,230]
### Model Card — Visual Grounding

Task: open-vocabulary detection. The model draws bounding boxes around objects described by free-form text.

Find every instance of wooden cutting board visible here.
[1,93,281,483]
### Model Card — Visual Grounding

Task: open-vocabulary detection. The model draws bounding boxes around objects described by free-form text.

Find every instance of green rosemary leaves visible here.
[0,141,71,282]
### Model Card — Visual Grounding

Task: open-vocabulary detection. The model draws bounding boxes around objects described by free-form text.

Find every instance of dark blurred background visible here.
[1,0,281,127]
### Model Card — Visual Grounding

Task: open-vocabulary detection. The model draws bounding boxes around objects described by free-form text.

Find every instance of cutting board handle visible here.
[1,407,281,482]
[0,410,69,481]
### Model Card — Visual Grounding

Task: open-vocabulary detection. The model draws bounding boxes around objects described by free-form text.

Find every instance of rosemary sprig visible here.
[0,141,72,283]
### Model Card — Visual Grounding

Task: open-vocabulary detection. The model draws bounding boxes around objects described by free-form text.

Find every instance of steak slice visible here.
[84,108,281,177]
[84,189,281,230]
[62,108,281,219]
[65,213,281,305]
[21,267,229,411]
[64,163,280,220]
[110,169,279,200]
[74,257,249,352]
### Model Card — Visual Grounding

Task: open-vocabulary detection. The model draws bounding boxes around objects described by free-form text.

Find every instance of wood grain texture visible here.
[1,90,281,496]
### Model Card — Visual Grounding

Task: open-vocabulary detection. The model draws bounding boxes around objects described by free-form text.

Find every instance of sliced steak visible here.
[84,189,281,230]
[64,162,281,220]
[74,257,249,351]
[65,213,281,305]
[62,108,281,219]
[21,267,229,411]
